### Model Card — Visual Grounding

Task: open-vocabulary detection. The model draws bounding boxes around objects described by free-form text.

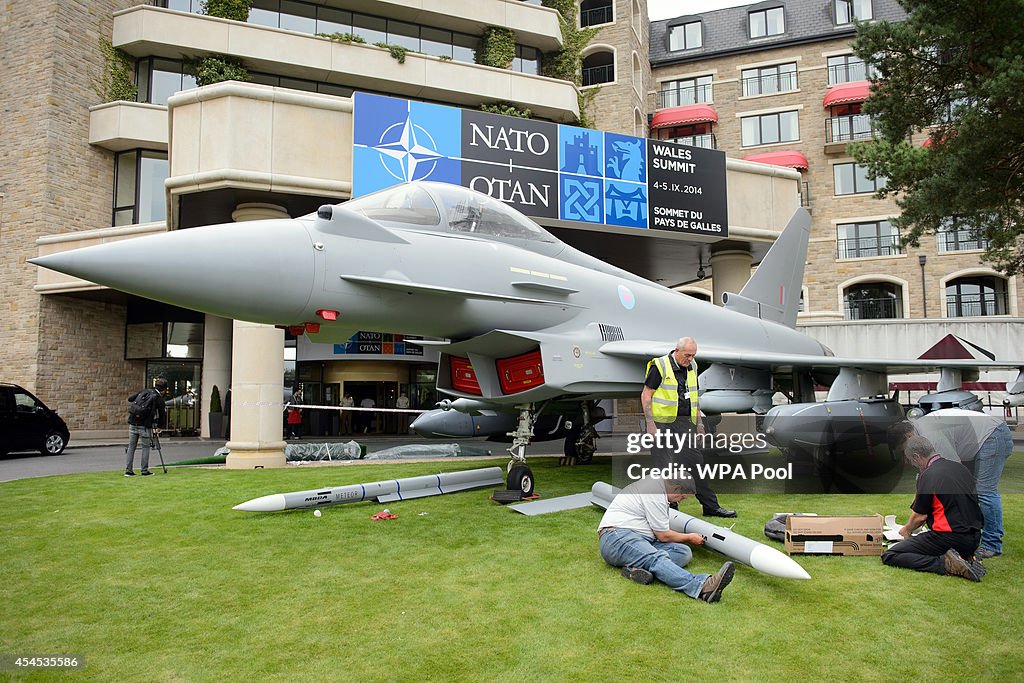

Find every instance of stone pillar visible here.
[200,314,232,439]
[709,249,753,307]
[225,202,290,469]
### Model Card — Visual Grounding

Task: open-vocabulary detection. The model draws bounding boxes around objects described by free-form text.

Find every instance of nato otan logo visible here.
[372,116,444,183]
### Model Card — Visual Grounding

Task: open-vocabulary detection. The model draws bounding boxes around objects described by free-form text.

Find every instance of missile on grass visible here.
[233,466,504,512]
[590,481,811,580]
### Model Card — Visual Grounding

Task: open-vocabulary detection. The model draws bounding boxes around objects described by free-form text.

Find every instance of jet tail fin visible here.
[723,208,810,329]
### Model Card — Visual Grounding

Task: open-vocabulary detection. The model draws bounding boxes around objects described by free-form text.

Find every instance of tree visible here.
[850,0,1024,273]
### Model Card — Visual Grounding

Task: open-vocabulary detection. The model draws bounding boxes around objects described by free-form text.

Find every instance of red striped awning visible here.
[741,150,809,170]
[650,104,718,129]
[823,81,871,108]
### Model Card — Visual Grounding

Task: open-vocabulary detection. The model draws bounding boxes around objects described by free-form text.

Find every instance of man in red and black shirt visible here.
[882,435,984,581]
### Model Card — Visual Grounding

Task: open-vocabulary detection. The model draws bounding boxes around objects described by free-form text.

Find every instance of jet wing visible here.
[599,340,1024,373]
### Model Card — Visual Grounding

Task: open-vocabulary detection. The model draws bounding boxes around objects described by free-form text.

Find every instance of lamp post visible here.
[918,254,928,318]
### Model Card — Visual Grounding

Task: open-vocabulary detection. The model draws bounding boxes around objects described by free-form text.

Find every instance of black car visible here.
[0,383,70,456]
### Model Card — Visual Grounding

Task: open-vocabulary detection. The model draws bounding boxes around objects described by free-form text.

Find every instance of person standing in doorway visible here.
[286,388,303,440]
[340,394,354,435]
[360,395,376,433]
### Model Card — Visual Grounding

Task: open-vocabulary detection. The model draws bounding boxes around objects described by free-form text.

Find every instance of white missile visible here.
[591,482,811,580]
[233,467,505,512]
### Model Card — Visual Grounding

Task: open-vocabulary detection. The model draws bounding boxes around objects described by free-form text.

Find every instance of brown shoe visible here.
[943,549,982,582]
[698,561,735,602]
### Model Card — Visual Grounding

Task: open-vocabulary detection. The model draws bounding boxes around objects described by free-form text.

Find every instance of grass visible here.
[2,456,1023,681]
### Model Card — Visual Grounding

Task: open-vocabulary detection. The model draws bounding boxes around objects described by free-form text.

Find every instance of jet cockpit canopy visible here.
[342,182,557,244]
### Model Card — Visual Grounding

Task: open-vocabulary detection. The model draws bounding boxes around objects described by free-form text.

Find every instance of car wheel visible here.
[41,431,67,456]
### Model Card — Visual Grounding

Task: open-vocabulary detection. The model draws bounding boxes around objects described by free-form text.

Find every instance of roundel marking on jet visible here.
[618,284,636,310]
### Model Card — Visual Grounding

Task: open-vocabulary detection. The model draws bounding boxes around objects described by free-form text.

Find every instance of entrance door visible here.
[147,361,200,435]
[323,383,341,436]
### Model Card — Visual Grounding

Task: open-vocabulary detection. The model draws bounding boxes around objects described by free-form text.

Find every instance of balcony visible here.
[824,114,874,152]
[837,234,902,259]
[937,228,990,253]
[844,297,902,320]
[656,84,712,109]
[580,5,613,27]
[89,101,168,152]
[582,64,614,87]
[946,292,1009,317]
[740,71,797,97]
[113,6,579,122]
[660,133,717,149]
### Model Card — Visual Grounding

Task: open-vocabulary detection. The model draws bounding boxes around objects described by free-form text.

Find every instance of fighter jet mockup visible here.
[31,182,1024,492]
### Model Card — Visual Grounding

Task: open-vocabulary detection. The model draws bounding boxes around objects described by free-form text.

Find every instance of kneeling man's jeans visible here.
[600,528,708,598]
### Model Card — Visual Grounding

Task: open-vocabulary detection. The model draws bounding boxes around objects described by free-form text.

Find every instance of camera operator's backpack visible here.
[128,389,156,422]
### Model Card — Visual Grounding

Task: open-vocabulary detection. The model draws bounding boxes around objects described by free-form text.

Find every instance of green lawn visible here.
[2,456,1022,681]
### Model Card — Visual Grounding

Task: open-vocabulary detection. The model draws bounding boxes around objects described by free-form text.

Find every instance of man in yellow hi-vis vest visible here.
[641,337,736,518]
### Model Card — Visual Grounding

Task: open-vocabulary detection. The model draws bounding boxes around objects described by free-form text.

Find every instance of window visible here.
[740,110,799,146]
[136,58,198,105]
[844,282,903,319]
[834,0,872,24]
[658,75,712,108]
[937,219,990,252]
[632,53,642,94]
[946,276,1008,317]
[669,21,702,51]
[156,0,203,11]
[514,45,541,75]
[749,7,784,38]
[113,150,168,226]
[826,103,873,142]
[582,51,615,86]
[580,0,613,28]
[653,122,715,149]
[241,2,503,68]
[741,62,797,96]
[834,162,886,195]
[837,220,900,258]
[827,54,875,85]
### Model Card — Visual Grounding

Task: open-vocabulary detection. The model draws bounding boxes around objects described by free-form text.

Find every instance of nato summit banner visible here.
[352,92,727,237]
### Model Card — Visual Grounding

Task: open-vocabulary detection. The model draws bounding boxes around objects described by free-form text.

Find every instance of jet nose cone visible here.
[31,219,316,323]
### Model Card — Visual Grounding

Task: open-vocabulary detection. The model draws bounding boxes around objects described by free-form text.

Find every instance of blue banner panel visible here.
[352,92,727,235]
[353,93,461,196]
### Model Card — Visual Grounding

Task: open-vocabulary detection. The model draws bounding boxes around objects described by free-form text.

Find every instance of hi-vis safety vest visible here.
[646,354,699,425]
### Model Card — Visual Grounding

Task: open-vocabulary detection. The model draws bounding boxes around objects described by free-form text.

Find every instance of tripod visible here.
[151,430,168,474]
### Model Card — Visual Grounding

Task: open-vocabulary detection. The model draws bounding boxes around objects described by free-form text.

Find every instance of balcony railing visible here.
[656,84,713,108]
[946,292,1009,317]
[937,229,990,252]
[826,114,874,143]
[837,234,902,259]
[844,297,902,320]
[660,133,717,149]
[580,5,613,27]
[828,63,875,85]
[582,64,614,86]
[741,71,797,97]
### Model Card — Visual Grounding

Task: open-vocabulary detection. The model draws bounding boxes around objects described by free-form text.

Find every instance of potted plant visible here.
[208,384,224,439]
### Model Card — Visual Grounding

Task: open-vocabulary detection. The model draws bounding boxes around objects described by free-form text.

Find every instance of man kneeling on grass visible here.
[597,477,735,603]
[882,435,985,582]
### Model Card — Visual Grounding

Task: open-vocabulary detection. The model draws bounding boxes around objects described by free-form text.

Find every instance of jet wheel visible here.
[507,465,535,497]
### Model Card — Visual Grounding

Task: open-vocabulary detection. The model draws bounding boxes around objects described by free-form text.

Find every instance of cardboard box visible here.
[785,515,884,556]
